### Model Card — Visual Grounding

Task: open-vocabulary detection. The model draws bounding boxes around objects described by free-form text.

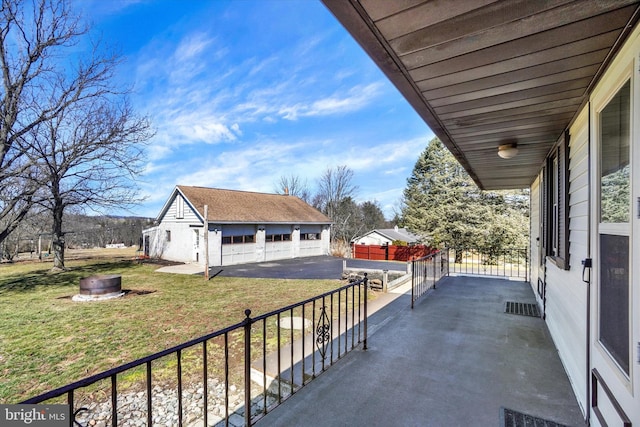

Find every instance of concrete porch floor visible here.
[256,276,586,427]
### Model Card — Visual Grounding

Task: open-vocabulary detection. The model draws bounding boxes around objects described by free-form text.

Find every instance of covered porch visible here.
[258,275,585,426]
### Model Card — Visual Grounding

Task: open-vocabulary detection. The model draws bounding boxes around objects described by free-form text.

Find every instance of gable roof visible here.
[374,228,420,243]
[322,0,640,190]
[170,186,331,224]
[355,227,420,243]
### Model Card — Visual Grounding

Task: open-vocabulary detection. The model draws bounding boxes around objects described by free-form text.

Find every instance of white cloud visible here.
[174,32,213,62]
[236,82,384,122]
[248,55,278,77]
[304,83,382,118]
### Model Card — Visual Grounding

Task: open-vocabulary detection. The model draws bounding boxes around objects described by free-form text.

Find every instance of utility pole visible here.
[204,205,209,281]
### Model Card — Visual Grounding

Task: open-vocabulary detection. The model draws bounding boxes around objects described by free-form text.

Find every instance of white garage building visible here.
[142,186,332,266]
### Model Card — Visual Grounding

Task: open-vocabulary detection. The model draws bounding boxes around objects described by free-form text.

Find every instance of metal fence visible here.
[448,248,529,281]
[411,249,448,308]
[21,276,370,427]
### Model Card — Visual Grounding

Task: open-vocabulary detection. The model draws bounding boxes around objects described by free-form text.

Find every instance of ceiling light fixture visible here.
[498,143,519,159]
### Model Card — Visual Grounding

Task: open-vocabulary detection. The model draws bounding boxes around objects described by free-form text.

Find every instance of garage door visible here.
[221,225,257,265]
[300,226,322,256]
[265,225,293,261]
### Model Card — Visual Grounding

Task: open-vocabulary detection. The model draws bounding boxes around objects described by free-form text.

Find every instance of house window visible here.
[542,132,569,269]
[176,196,184,219]
[598,79,630,375]
[166,230,171,242]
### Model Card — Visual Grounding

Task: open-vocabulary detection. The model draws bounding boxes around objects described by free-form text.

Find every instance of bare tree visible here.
[316,165,357,219]
[0,0,115,245]
[315,165,358,241]
[274,174,310,202]
[29,97,152,269]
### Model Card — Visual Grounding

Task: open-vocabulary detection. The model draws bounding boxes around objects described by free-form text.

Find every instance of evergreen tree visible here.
[401,138,529,257]
[360,200,387,232]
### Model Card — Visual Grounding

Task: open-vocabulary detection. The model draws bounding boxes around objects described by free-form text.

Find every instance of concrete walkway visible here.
[154,263,204,274]
[256,276,586,427]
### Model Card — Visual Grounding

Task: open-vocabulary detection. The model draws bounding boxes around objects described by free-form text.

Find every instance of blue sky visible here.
[74,0,433,219]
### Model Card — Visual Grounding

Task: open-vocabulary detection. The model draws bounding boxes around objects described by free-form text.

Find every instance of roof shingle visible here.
[176,186,331,224]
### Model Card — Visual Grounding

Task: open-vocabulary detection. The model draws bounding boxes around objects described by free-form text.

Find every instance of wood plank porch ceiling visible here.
[322,0,640,190]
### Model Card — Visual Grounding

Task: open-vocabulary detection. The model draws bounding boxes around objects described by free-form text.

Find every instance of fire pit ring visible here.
[73,274,124,302]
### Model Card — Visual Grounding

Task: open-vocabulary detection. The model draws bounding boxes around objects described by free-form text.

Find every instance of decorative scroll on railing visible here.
[315,306,331,359]
[21,276,369,427]
[411,249,448,308]
[448,248,528,281]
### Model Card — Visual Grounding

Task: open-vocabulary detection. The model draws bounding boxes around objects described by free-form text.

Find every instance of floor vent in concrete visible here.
[505,301,539,317]
[501,407,568,427]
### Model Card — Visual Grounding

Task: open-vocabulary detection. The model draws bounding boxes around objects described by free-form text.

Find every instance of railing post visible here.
[411,260,415,309]
[243,309,252,427]
[432,255,437,290]
[363,274,368,350]
[382,270,388,293]
[111,375,117,427]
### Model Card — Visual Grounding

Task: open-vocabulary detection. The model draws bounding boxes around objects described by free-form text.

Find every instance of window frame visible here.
[542,131,570,270]
[176,196,185,219]
[595,77,632,376]
[300,233,321,240]
[222,234,255,245]
[266,233,292,242]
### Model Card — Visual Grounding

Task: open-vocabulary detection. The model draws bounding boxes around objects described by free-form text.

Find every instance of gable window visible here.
[176,196,184,219]
[166,230,171,242]
[542,132,570,269]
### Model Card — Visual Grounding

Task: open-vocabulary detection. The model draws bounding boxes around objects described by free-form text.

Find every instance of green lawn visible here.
[0,250,350,403]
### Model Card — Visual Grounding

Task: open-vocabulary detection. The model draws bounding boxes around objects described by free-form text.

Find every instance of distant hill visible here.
[62,214,155,248]
[2,214,155,259]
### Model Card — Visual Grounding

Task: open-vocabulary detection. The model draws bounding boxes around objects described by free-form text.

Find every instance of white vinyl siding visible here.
[586,28,639,426]
[543,107,590,415]
[539,24,640,426]
[165,194,199,223]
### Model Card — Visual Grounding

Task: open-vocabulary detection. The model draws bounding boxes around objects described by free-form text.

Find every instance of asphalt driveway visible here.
[207,256,408,280]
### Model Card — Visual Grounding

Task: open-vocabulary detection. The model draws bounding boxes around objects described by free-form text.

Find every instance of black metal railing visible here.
[447,248,529,281]
[21,276,370,427]
[411,249,448,308]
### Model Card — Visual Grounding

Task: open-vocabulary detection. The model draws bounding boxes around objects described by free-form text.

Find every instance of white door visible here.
[193,229,200,263]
